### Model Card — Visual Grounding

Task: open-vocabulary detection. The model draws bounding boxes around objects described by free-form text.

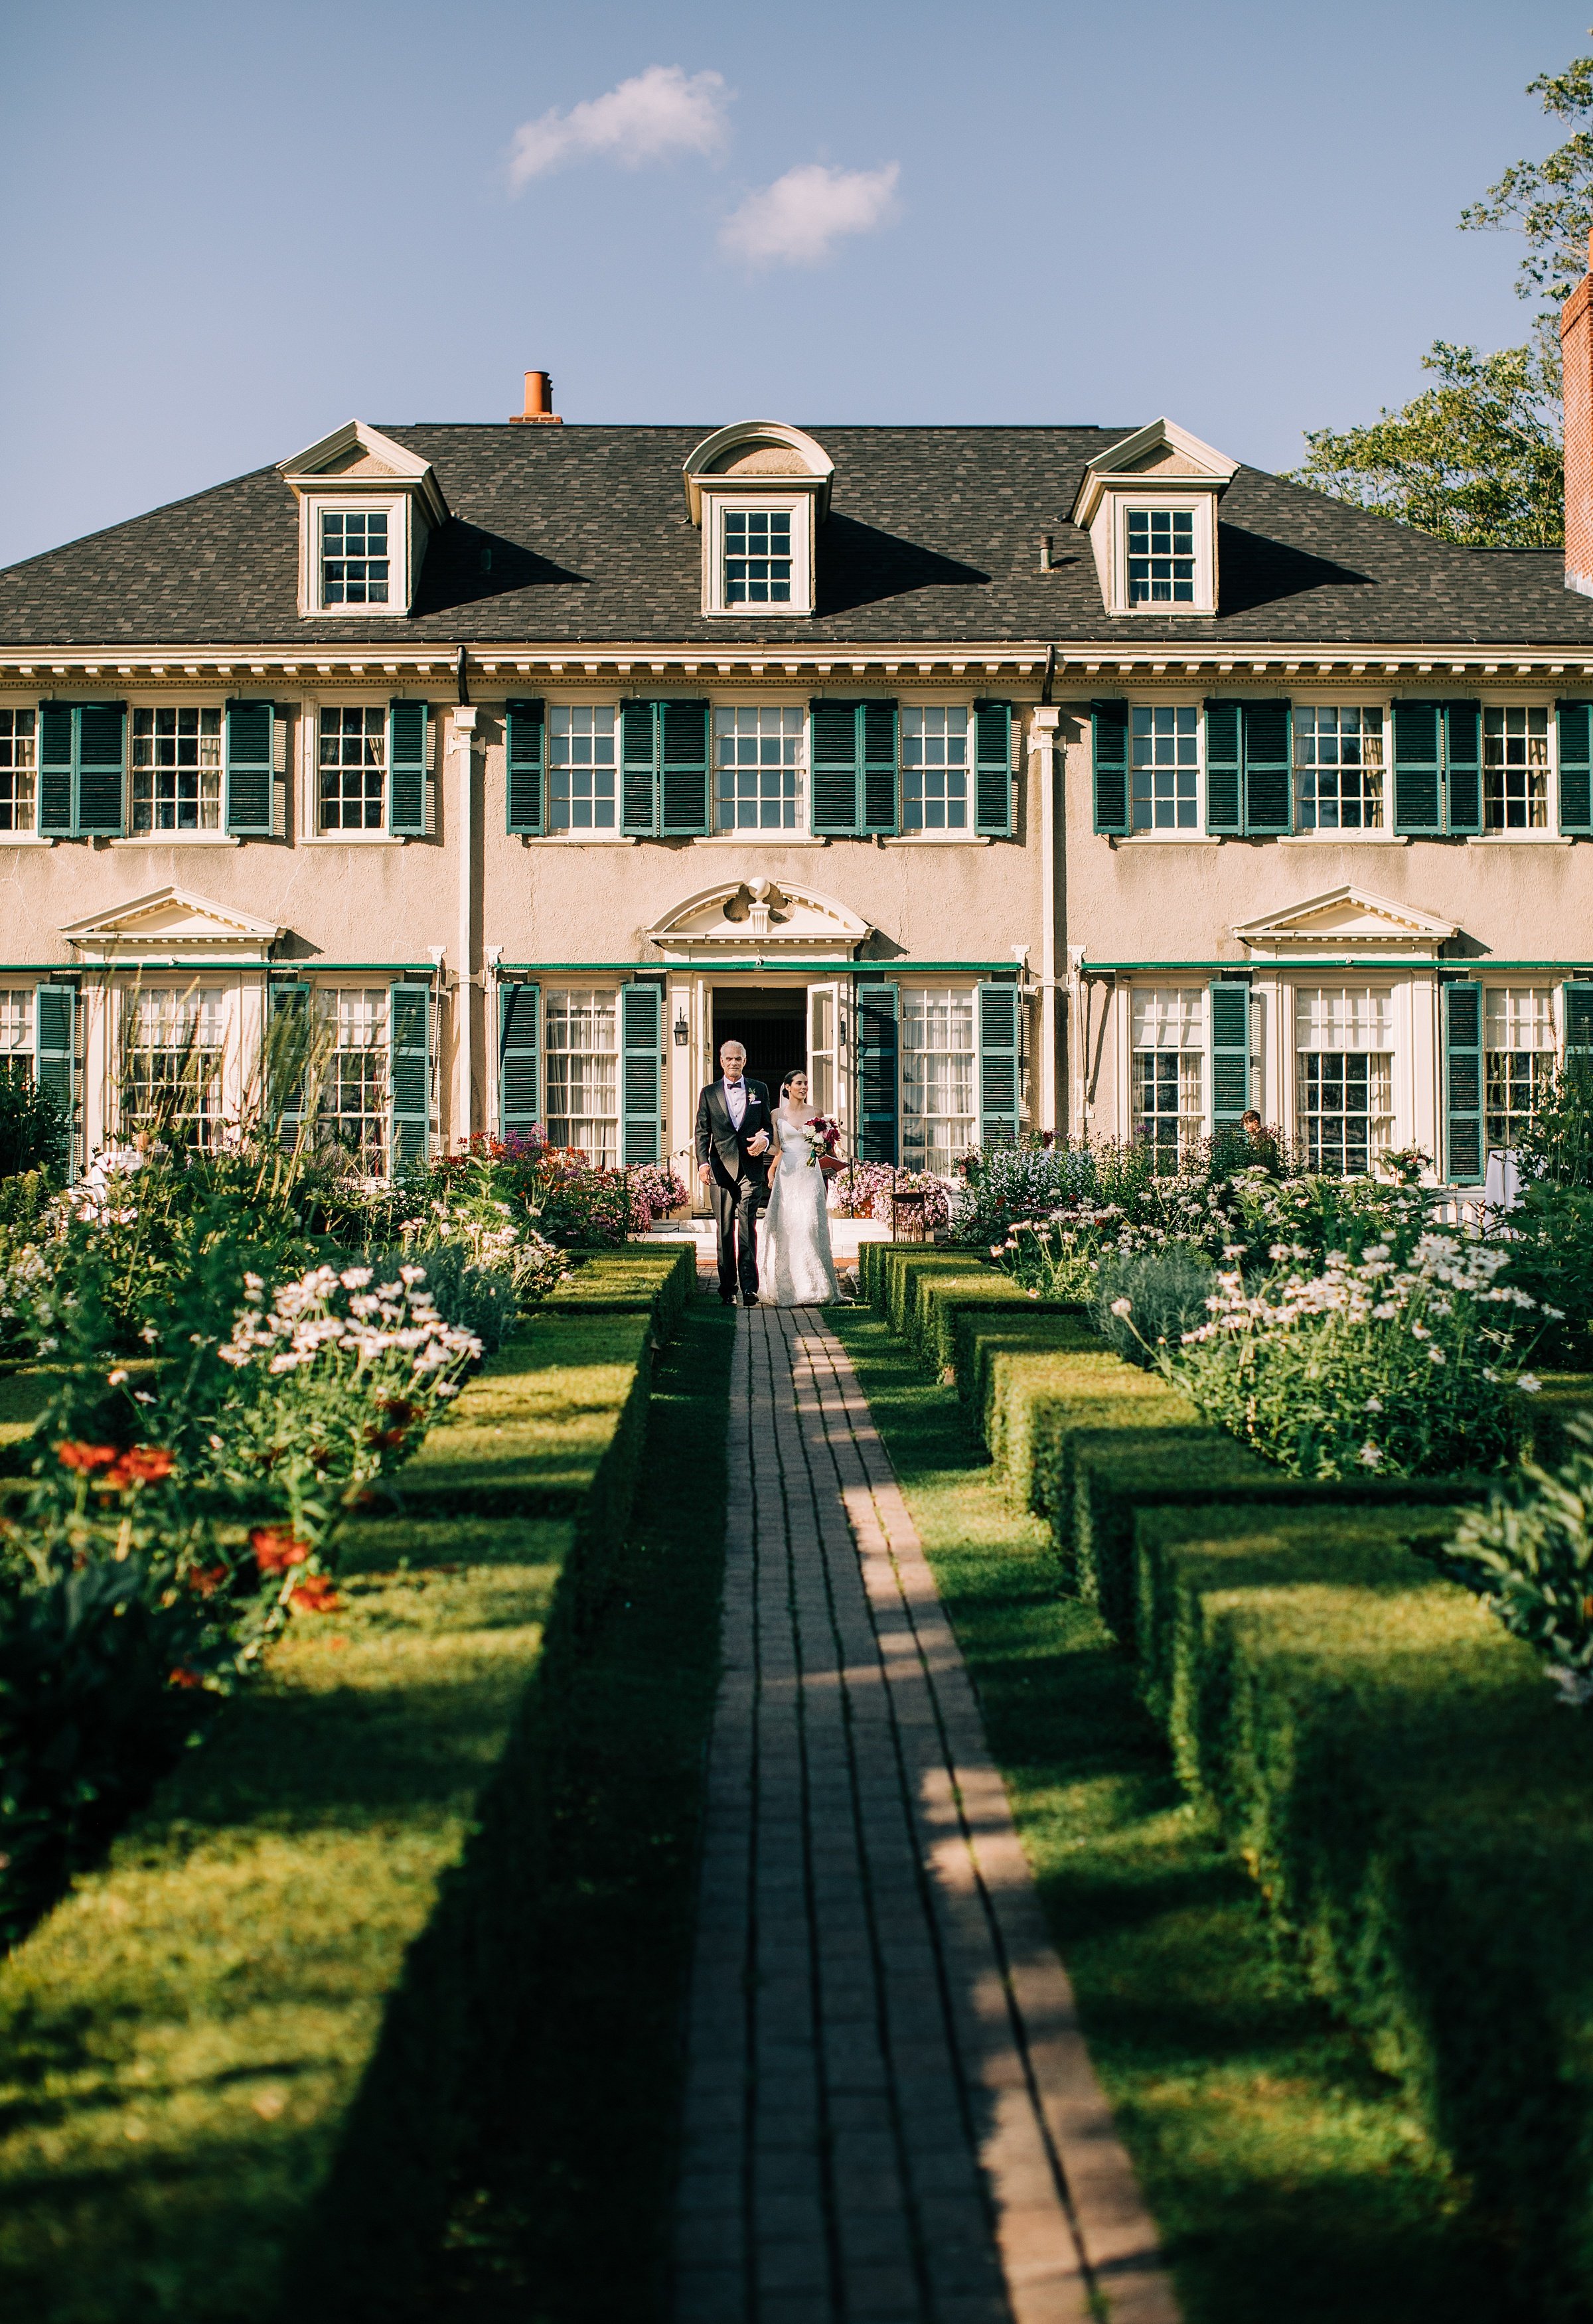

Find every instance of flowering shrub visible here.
[628,1161,689,1230]
[1424,1418,1593,1704]
[825,1162,951,1231]
[1171,1234,1543,1480]
[532,1150,632,1247]
[1091,1246,1216,1367]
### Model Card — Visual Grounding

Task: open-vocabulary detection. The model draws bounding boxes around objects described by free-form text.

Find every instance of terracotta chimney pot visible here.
[1561,231,1593,592]
[510,370,562,425]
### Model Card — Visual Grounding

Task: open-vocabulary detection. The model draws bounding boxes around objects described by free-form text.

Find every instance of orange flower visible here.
[187,1563,228,1599]
[58,1441,118,1473]
[289,1574,341,1615]
[167,1666,204,1690]
[104,1445,176,1490]
[250,1526,311,1573]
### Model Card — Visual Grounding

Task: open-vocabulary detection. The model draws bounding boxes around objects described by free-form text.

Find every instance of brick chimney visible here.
[1562,232,1593,593]
[510,370,562,425]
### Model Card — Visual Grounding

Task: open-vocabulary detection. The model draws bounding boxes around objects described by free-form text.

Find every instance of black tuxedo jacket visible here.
[696,1077,773,1187]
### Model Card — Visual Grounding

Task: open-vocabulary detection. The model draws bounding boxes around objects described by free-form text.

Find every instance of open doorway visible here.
[712,985,806,1091]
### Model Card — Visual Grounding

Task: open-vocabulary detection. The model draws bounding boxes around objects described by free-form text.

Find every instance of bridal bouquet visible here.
[806,1116,845,1178]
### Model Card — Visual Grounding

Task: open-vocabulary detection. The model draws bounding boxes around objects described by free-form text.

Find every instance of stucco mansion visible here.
[4,303,1593,1196]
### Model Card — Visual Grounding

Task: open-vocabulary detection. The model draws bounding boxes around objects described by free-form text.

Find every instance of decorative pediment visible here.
[277,419,448,524]
[1233,885,1458,959]
[1070,416,1239,528]
[646,877,870,960]
[682,421,834,525]
[62,888,283,965]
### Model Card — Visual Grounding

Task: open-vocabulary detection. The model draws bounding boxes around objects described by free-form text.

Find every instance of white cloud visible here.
[720,161,901,268]
[508,64,729,188]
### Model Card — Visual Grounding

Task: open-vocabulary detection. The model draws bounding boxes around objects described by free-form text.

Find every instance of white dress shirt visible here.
[724,1077,747,1130]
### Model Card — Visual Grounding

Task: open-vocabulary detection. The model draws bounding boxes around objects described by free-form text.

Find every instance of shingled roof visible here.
[1,421,1589,651]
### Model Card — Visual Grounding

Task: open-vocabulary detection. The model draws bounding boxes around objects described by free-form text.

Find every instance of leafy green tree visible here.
[1290,339,1562,547]
[1461,39,1593,303]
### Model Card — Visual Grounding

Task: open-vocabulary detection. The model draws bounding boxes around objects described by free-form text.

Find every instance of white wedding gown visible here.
[759,1110,842,1307]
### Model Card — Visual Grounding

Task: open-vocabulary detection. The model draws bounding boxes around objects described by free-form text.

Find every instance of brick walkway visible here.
[674,1305,1179,2324]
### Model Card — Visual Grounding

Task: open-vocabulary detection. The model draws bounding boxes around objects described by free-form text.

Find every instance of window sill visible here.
[520,832,637,845]
[1114,833,1221,845]
[882,833,992,847]
[694,834,830,847]
[1465,834,1574,847]
[111,834,241,849]
[1278,833,1408,845]
[0,834,54,847]
[297,833,411,846]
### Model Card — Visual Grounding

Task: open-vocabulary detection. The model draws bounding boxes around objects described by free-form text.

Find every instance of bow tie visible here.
[726,1080,743,1089]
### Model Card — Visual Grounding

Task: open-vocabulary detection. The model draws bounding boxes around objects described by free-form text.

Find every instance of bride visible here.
[759,1070,842,1307]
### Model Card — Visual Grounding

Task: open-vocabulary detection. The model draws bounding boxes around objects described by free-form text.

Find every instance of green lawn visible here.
[419,1294,735,2323]
[830,1308,1530,2324]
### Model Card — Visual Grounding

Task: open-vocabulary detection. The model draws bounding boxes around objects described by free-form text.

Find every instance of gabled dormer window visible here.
[1072,417,1237,618]
[277,421,447,618]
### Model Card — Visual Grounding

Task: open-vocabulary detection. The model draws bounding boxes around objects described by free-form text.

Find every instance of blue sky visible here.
[0,0,1584,569]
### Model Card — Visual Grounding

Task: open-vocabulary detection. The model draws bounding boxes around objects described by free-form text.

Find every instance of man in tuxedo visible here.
[696,1040,772,1305]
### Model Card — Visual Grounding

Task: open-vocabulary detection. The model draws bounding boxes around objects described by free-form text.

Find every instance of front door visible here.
[711,985,806,1094]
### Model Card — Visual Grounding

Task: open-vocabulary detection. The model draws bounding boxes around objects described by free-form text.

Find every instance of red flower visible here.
[289,1574,341,1615]
[104,1445,176,1490]
[375,1397,416,1427]
[168,1666,204,1690]
[58,1441,118,1473]
[187,1563,228,1599]
[250,1526,311,1573]
[363,1425,409,1451]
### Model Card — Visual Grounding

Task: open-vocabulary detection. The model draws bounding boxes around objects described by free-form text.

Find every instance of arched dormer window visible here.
[682,421,834,618]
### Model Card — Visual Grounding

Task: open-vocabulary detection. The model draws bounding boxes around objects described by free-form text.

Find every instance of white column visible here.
[1031,705,1062,1135]
[80,974,111,1161]
[450,706,479,1149]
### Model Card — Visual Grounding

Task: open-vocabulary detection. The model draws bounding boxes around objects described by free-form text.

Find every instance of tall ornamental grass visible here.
[1171,1234,1544,1481]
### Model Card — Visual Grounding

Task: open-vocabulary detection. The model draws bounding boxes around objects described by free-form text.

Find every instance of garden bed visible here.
[0,1294,685,2324]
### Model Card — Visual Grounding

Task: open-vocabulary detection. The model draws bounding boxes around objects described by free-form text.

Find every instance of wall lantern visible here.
[673,1007,690,1048]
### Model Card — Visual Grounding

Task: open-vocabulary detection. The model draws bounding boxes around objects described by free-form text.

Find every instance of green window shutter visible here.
[1091,699,1130,835]
[37,706,74,837]
[620,981,662,1166]
[388,983,430,1167]
[1565,980,1593,1060]
[1443,700,1482,836]
[976,981,1021,1143]
[1443,981,1483,1185]
[76,702,125,836]
[1203,699,1242,835]
[505,699,544,835]
[810,699,863,835]
[1558,701,1593,836]
[974,699,1014,835]
[268,981,311,1135]
[660,699,711,836]
[1209,981,1250,1129]
[1393,701,1442,836]
[388,700,427,837]
[33,983,74,1116]
[855,981,899,1163]
[498,981,540,1135]
[862,700,898,835]
[224,699,274,837]
[621,699,659,836]
[1243,699,1292,835]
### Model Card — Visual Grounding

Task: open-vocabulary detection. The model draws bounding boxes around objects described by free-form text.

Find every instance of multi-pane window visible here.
[901,989,975,1175]
[1130,706,1199,830]
[723,510,792,605]
[1295,706,1384,830]
[0,989,31,1084]
[1126,508,1195,605]
[544,987,619,1164]
[1485,987,1555,1153]
[131,707,222,833]
[0,711,37,833]
[123,988,224,1149]
[317,988,388,1164]
[1130,988,1205,1168]
[319,707,386,830]
[1296,987,1395,1176]
[714,707,802,830]
[548,706,617,832]
[901,707,970,832]
[1483,707,1549,830]
[321,510,390,606]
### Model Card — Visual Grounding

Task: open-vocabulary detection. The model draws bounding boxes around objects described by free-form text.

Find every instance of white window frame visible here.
[542,983,621,1166]
[117,983,230,1150]
[0,705,41,843]
[1111,492,1216,616]
[1290,701,1391,837]
[1475,699,1555,840]
[299,492,410,617]
[1127,702,1203,837]
[700,491,814,617]
[712,704,806,834]
[900,985,978,1176]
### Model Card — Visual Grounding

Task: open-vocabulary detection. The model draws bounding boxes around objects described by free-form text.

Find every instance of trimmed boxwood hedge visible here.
[542,1240,696,1332]
[1132,1496,1593,2317]
[856,1242,1085,1376]
[0,1294,682,2324]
